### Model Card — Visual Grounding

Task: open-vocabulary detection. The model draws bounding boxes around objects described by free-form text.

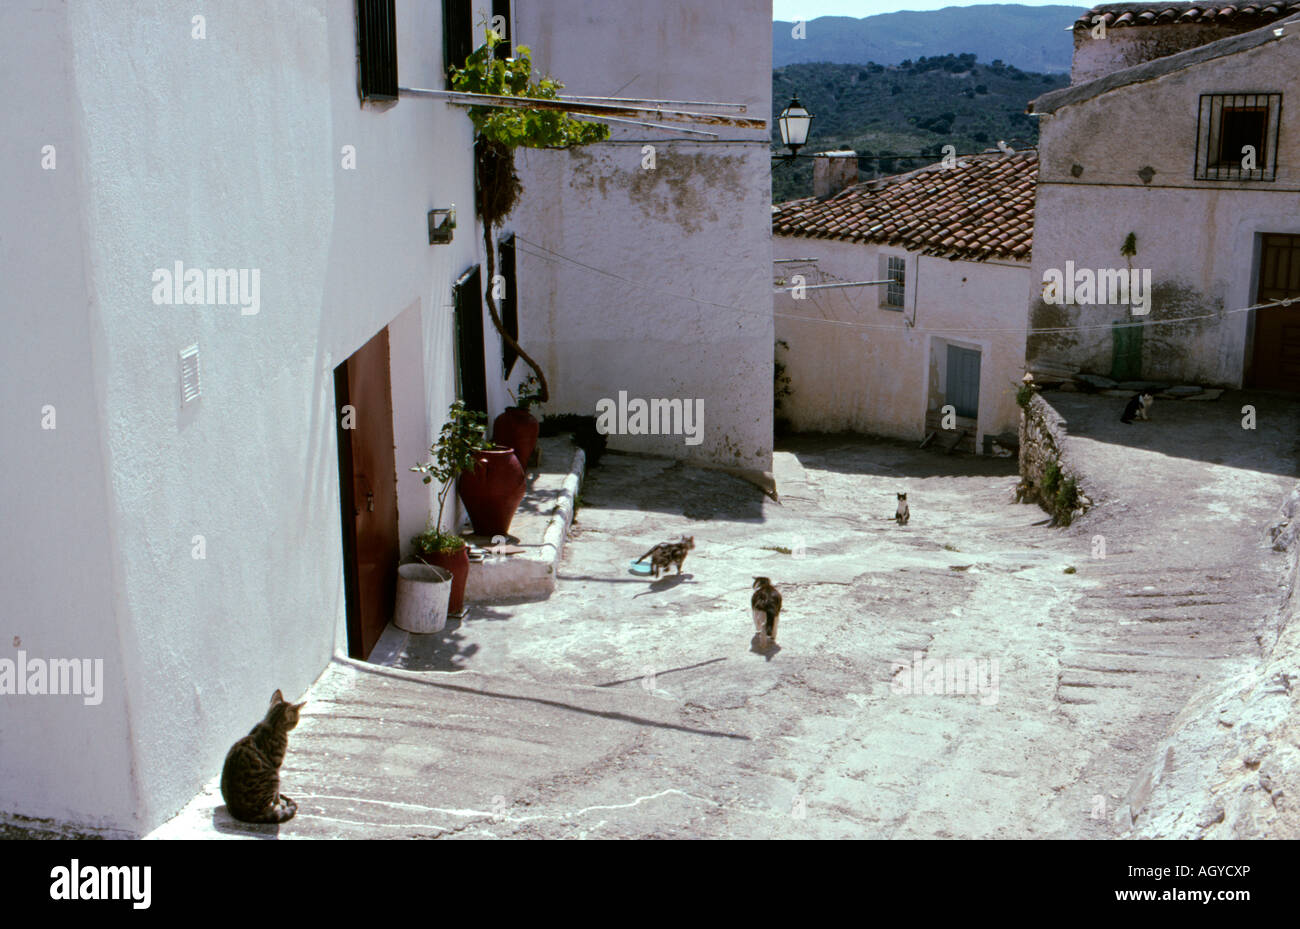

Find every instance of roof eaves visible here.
[1030,13,1298,114]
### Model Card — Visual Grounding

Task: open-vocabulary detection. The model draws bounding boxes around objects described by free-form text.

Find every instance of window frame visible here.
[1195,93,1282,182]
[443,0,475,84]
[356,0,398,102]
[881,254,907,310]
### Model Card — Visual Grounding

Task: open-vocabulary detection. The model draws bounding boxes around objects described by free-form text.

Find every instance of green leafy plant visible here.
[409,401,490,553]
[450,30,609,407]
[1056,476,1079,513]
[1016,381,1036,409]
[508,373,544,411]
[1043,459,1062,499]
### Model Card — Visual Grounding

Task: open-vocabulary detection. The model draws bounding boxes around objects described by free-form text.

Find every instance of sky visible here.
[773,0,1078,19]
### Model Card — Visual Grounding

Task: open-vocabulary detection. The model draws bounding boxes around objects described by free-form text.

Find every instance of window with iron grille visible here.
[357,0,398,101]
[884,255,906,309]
[444,0,475,82]
[492,0,513,58]
[1195,93,1281,181]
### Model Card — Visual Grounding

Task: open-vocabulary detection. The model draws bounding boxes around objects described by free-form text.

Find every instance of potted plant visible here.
[494,373,543,471]
[410,400,485,615]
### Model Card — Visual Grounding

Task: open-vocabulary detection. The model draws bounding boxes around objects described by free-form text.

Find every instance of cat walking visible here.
[751,576,783,649]
[220,689,306,824]
[636,536,694,578]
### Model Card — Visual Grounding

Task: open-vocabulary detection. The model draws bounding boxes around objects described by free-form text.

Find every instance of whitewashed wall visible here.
[1,0,492,834]
[774,237,1029,447]
[511,0,774,476]
[1031,31,1300,385]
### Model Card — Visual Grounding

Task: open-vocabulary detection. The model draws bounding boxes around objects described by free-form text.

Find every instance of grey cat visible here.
[220,689,305,824]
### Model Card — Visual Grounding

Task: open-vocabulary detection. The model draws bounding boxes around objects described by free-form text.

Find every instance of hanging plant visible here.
[450,29,610,403]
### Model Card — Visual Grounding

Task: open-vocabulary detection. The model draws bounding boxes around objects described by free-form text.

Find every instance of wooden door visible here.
[1252,234,1300,391]
[335,326,400,659]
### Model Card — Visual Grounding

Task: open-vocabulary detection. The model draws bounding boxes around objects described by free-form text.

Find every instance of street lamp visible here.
[777,94,814,160]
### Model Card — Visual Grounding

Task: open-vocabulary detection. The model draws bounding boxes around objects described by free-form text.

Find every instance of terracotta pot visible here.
[419,544,469,615]
[493,407,540,472]
[457,446,526,537]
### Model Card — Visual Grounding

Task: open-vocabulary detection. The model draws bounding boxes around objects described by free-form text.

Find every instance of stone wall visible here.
[1017,390,1091,525]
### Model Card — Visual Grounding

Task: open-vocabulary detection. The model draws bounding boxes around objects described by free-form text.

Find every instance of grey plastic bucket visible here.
[394,563,453,634]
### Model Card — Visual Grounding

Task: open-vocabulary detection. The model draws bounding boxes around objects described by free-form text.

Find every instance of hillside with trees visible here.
[771,54,1069,202]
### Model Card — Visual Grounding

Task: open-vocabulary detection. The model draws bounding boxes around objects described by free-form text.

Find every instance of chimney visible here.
[812,151,858,199]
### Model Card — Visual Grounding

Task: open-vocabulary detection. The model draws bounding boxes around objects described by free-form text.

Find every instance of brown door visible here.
[1251,234,1300,391]
[334,326,400,659]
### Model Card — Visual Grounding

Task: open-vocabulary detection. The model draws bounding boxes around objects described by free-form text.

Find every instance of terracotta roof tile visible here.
[1076,1,1300,29]
[772,152,1037,262]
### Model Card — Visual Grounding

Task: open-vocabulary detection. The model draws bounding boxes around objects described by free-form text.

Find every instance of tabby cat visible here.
[220,689,305,824]
[751,576,783,649]
[895,492,910,526]
[636,535,695,578]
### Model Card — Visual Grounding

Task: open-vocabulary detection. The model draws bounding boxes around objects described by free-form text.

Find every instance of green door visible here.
[1111,320,1142,381]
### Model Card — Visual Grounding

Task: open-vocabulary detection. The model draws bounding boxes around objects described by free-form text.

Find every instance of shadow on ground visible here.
[777,433,1021,479]
[1047,389,1300,479]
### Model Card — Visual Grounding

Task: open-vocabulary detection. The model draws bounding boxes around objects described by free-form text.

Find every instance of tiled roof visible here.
[1075,2,1300,30]
[771,152,1037,262]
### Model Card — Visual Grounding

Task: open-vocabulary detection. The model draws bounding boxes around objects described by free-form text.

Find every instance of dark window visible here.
[492,0,513,58]
[454,267,488,415]
[497,235,519,377]
[444,0,475,81]
[1196,93,1281,181]
[357,0,398,101]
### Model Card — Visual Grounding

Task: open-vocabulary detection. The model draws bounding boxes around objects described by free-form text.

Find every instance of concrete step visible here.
[148,657,739,839]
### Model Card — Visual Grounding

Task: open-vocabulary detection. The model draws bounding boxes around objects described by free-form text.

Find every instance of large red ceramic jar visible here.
[457,446,526,537]
[493,407,540,472]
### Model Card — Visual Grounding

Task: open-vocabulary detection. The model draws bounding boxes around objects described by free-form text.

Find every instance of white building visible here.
[772,152,1035,452]
[1027,3,1300,390]
[0,0,518,836]
[511,0,775,480]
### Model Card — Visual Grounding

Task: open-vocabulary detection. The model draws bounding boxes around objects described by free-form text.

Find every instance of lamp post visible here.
[776,94,813,161]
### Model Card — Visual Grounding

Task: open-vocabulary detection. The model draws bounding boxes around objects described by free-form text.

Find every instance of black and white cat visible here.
[1120,392,1154,424]
[894,492,910,525]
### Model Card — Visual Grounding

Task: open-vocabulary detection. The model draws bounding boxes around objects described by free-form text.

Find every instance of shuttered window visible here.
[498,235,518,377]
[444,0,475,80]
[492,0,513,58]
[454,267,488,415]
[357,0,398,101]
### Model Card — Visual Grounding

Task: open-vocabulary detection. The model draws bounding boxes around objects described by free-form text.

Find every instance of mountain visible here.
[774,4,1087,74]
[771,55,1069,202]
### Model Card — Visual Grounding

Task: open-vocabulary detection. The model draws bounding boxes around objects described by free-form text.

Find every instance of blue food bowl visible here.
[628,560,653,576]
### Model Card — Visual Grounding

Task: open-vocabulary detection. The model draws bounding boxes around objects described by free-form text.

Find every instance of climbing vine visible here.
[450,30,609,403]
